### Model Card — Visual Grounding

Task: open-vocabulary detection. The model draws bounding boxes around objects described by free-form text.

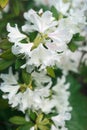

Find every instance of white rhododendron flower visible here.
[1,0,87,129]
[7,23,27,43]
[32,70,52,88]
[48,25,72,44]
[12,42,33,56]
[25,44,59,70]
[57,49,82,73]
[0,68,71,120]
[49,0,70,15]
[22,9,58,34]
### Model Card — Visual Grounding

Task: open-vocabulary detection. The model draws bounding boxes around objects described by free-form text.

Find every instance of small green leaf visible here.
[0,0,9,8]
[0,60,14,71]
[0,49,16,60]
[0,99,8,109]
[47,67,55,78]
[68,42,78,52]
[22,69,31,85]
[0,39,12,50]
[27,110,37,121]
[9,116,27,125]
[11,0,20,16]
[51,6,59,20]
[15,59,25,70]
[17,123,33,130]
[73,33,85,41]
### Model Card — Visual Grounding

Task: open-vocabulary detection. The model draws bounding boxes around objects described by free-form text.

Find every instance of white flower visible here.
[19,87,53,113]
[25,44,59,70]
[48,22,72,44]
[57,49,82,73]
[0,68,54,113]
[7,23,27,43]
[39,98,56,114]
[68,9,86,27]
[49,0,70,15]
[51,113,71,128]
[51,125,68,130]
[0,68,20,105]
[30,127,34,130]
[52,75,71,113]
[22,9,58,34]
[46,41,67,52]
[51,125,58,130]
[71,0,87,9]
[12,42,33,56]
[32,70,52,88]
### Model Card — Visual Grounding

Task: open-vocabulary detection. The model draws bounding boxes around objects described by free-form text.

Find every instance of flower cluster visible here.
[0,0,87,130]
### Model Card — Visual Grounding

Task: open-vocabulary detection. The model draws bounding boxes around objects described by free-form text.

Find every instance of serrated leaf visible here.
[0,0,9,8]
[0,60,14,71]
[47,67,55,78]
[9,116,27,125]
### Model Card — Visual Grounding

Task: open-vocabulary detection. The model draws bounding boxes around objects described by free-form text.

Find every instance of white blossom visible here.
[7,23,27,43]
[32,70,52,88]
[22,9,58,34]
[49,0,70,15]
[57,49,82,73]
[12,42,33,56]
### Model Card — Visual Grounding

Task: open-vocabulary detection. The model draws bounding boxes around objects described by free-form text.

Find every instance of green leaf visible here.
[22,69,31,85]
[11,0,23,16]
[0,49,16,60]
[51,6,59,20]
[0,98,8,109]
[9,116,27,125]
[0,39,12,50]
[27,110,37,121]
[66,75,87,130]
[47,67,55,78]
[17,123,33,130]
[15,59,25,70]
[73,33,85,41]
[0,0,9,8]
[0,60,14,71]
[68,42,78,52]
